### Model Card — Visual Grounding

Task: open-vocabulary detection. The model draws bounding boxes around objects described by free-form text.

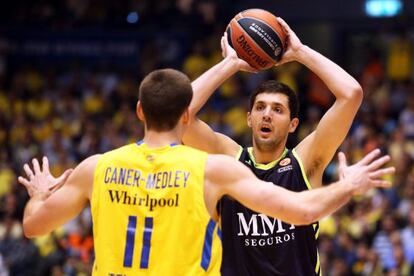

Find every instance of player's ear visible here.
[289,117,299,133]
[247,112,252,128]
[137,101,145,122]
[181,108,190,125]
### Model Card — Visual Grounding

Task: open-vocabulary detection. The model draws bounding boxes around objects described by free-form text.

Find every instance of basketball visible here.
[226,9,287,70]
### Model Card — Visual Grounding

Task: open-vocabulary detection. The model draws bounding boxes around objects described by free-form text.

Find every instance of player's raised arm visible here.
[183,34,255,155]
[18,155,98,237]
[275,18,364,186]
[204,149,395,225]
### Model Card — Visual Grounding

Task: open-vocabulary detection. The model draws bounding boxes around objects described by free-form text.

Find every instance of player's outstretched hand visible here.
[221,32,258,73]
[338,149,395,196]
[18,156,73,198]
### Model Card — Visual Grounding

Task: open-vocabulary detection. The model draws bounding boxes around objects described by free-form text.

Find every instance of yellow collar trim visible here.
[247,147,288,170]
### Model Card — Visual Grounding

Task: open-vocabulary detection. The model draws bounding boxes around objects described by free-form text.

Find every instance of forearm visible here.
[230,178,353,226]
[190,57,238,116]
[296,45,362,100]
[23,188,85,237]
[23,193,49,237]
[298,180,354,223]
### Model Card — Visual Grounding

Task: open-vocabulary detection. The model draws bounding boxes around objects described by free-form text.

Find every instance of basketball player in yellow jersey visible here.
[18,69,394,276]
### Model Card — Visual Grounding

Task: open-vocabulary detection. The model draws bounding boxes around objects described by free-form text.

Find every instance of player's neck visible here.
[252,144,286,164]
[143,129,181,148]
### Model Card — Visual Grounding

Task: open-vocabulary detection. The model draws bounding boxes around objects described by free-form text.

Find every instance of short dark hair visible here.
[249,80,299,119]
[139,69,193,131]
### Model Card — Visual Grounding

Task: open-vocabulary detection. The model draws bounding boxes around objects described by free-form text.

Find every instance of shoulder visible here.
[75,154,101,177]
[176,145,209,164]
[81,154,101,168]
[205,155,229,182]
[205,154,253,182]
[180,144,208,155]
[97,144,137,166]
[206,154,233,169]
[101,143,136,157]
[61,154,101,200]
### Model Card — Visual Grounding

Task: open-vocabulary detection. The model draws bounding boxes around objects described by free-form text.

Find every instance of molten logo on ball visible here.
[236,35,270,68]
[274,47,281,57]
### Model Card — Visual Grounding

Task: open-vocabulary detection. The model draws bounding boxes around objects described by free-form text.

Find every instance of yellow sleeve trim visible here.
[234,146,243,160]
[315,249,321,275]
[292,149,312,190]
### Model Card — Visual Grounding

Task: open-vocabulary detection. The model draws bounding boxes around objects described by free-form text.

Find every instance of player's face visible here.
[247,93,297,151]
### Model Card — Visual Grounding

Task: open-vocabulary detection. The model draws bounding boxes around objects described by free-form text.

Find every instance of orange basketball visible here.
[226,9,287,70]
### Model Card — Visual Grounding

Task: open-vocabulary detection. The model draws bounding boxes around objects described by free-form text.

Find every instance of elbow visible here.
[23,222,37,238]
[347,85,363,106]
[24,231,37,239]
[353,85,363,103]
[298,208,319,226]
[23,220,47,238]
[23,227,36,239]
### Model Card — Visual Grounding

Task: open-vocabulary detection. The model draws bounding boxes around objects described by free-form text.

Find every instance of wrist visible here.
[31,190,51,201]
[343,180,358,197]
[223,56,242,73]
[294,45,312,63]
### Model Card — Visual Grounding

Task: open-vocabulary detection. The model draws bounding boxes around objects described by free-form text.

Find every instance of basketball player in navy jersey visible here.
[183,18,366,275]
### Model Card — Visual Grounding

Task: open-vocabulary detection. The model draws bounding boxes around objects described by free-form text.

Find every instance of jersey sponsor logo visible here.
[108,190,179,211]
[245,159,252,166]
[279,157,291,166]
[277,165,293,173]
[237,213,295,247]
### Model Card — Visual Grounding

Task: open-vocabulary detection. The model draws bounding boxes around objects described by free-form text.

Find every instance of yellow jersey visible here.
[91,142,222,275]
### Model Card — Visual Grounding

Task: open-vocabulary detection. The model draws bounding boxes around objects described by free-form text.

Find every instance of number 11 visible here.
[123,216,153,269]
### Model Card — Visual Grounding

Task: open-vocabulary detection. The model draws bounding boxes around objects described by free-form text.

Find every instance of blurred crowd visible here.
[1,0,232,39]
[0,1,414,276]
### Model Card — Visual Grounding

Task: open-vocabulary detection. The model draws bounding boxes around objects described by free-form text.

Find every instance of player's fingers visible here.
[50,169,73,191]
[337,152,348,179]
[61,169,73,181]
[367,155,391,171]
[276,17,291,33]
[369,167,396,179]
[49,181,64,192]
[358,148,381,166]
[338,152,347,167]
[32,158,41,174]
[23,164,34,179]
[222,34,229,55]
[247,68,259,73]
[372,180,392,188]
[42,156,49,173]
[274,59,288,67]
[224,32,234,51]
[18,176,30,187]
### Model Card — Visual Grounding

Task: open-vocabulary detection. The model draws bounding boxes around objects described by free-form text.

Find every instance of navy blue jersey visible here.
[219,148,320,276]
